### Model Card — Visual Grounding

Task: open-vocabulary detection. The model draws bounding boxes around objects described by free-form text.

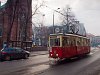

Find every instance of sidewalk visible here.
[30,51,48,57]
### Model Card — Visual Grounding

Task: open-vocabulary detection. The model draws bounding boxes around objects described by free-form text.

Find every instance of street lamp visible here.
[39,14,45,46]
[53,8,60,34]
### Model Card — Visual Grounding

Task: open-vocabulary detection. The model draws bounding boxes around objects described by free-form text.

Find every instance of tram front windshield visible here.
[50,38,60,46]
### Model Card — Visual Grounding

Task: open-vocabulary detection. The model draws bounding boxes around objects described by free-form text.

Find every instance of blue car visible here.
[0,47,30,61]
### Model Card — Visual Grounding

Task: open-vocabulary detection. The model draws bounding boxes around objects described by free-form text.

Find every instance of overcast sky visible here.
[1,0,100,36]
[0,0,7,5]
[40,0,100,36]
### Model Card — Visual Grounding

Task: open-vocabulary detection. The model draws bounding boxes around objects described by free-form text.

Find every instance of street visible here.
[0,53,49,75]
[0,0,100,75]
[0,48,100,75]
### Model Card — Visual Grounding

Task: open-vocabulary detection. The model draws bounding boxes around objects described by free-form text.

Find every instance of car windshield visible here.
[16,48,23,52]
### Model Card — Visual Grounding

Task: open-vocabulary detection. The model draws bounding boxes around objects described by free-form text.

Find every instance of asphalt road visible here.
[0,54,49,75]
[0,48,100,75]
[37,48,100,75]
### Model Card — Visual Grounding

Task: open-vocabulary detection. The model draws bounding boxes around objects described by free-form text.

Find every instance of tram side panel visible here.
[76,37,90,55]
[62,36,77,58]
[63,46,77,58]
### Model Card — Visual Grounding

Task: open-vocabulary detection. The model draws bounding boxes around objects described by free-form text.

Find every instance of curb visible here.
[30,53,48,57]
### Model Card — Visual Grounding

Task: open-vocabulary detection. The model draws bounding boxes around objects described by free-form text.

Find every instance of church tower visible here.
[6,0,32,41]
[0,0,32,48]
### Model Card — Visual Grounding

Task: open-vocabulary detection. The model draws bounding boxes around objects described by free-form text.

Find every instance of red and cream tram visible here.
[48,33,90,60]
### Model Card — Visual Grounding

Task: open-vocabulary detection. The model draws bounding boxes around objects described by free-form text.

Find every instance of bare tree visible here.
[32,0,45,16]
[0,0,46,48]
[32,0,46,28]
[60,5,79,34]
[5,0,45,46]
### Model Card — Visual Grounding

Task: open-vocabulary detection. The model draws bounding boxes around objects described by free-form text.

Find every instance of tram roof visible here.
[50,33,89,39]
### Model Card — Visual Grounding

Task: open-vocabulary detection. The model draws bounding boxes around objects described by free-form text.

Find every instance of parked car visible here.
[0,47,30,61]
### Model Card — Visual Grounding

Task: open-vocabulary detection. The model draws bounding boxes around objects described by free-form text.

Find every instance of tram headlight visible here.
[56,54,58,56]
[51,54,52,56]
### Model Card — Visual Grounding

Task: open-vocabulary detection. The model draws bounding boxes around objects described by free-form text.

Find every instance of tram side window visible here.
[83,39,85,46]
[62,37,68,46]
[77,41,80,46]
[77,37,82,46]
[83,39,88,46]
[86,39,89,46]
[85,39,87,46]
[63,37,76,46]
[70,37,76,46]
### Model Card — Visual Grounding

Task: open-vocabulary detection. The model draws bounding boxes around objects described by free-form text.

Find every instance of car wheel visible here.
[24,54,29,59]
[5,56,11,61]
